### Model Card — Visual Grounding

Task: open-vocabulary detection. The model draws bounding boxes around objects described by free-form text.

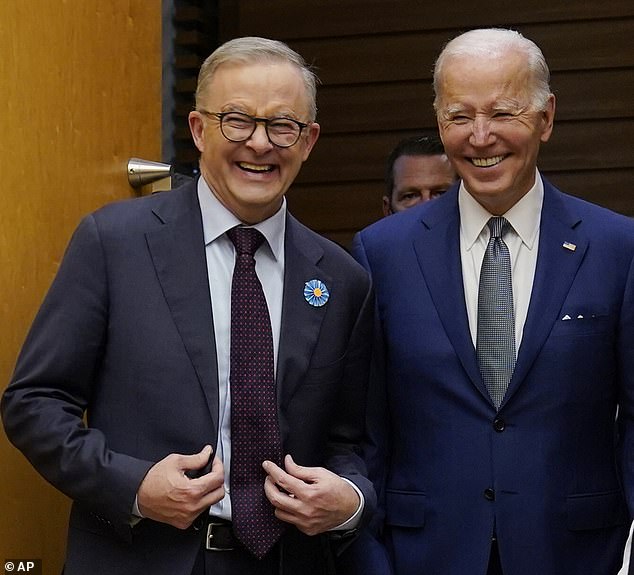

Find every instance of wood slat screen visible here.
[170,0,219,174]
[217,1,634,247]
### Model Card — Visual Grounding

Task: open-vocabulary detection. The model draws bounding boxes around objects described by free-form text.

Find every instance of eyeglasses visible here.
[198,110,309,148]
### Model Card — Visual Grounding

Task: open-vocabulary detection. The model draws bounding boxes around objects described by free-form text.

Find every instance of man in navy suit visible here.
[1,37,374,575]
[349,28,634,575]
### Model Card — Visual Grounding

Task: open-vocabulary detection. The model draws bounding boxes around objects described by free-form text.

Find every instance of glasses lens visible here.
[267,118,302,147]
[220,113,255,142]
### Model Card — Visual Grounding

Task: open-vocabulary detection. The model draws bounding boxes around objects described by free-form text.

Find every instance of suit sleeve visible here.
[324,256,378,526]
[1,214,153,526]
[338,232,393,574]
[618,252,634,515]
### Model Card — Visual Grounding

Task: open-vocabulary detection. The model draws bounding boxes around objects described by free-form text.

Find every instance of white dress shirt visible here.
[459,169,544,351]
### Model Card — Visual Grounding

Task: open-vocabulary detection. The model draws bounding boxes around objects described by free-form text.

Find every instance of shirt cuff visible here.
[330,477,364,531]
[130,495,144,526]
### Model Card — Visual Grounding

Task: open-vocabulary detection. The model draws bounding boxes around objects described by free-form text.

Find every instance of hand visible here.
[262,454,360,536]
[137,445,225,529]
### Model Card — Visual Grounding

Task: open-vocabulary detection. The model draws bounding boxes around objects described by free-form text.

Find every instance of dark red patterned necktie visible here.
[227,226,284,559]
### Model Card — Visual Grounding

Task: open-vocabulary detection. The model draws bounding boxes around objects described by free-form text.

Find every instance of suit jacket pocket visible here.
[566,489,629,531]
[550,312,611,337]
[385,489,426,528]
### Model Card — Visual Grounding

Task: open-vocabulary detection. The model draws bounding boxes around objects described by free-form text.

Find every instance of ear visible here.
[539,94,556,143]
[188,111,206,152]
[300,122,321,161]
[382,196,393,217]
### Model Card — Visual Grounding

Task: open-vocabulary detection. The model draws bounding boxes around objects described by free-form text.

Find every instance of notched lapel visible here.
[503,187,588,406]
[145,192,219,431]
[413,200,488,399]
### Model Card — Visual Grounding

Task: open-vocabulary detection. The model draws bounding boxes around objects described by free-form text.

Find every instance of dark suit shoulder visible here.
[543,180,634,249]
[86,181,199,235]
[286,213,371,282]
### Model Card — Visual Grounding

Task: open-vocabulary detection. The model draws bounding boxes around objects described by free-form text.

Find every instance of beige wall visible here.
[0,2,161,572]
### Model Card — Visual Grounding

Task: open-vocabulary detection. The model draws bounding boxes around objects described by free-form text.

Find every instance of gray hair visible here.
[433,28,552,112]
[195,36,319,120]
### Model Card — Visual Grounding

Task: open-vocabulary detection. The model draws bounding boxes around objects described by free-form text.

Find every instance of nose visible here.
[469,115,494,147]
[246,121,274,152]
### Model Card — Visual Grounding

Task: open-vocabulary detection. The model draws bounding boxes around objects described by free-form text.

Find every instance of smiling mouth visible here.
[471,155,505,167]
[238,161,275,173]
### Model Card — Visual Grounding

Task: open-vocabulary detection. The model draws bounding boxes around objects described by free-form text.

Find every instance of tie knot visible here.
[227,226,265,256]
[487,217,511,239]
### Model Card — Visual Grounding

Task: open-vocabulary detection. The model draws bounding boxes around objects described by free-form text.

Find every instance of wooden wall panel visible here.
[317,68,634,134]
[239,0,634,38]
[223,2,634,247]
[0,1,161,572]
[289,18,634,86]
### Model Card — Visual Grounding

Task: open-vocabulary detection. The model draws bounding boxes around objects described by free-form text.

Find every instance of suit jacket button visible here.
[484,488,495,501]
[493,418,506,432]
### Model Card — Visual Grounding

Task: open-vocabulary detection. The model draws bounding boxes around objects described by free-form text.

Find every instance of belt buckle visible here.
[206,521,234,551]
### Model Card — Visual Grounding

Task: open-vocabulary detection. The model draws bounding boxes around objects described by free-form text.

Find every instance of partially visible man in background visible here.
[382,133,457,216]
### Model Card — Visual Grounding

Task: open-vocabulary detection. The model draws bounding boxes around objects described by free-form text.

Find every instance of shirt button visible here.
[484,488,495,501]
[493,418,506,432]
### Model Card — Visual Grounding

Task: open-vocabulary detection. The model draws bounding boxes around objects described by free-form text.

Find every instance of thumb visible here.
[284,453,313,482]
[180,444,213,472]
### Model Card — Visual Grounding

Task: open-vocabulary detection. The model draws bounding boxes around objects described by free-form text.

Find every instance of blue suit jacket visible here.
[348,177,634,575]
[1,180,375,575]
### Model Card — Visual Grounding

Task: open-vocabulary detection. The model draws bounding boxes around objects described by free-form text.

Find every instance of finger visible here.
[210,455,224,473]
[264,476,301,513]
[283,454,321,483]
[180,445,213,472]
[196,481,226,509]
[189,455,225,492]
[263,459,306,497]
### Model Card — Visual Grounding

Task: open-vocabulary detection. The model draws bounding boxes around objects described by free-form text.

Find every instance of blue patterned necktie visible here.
[476,217,516,409]
[227,226,284,558]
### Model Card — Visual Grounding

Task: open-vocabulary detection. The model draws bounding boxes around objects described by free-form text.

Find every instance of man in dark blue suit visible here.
[350,28,634,575]
[1,37,374,575]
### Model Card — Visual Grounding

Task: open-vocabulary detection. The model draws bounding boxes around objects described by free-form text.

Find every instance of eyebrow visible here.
[443,104,467,115]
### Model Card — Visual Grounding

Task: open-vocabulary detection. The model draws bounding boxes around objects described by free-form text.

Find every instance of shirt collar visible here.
[459,168,544,250]
[196,176,286,262]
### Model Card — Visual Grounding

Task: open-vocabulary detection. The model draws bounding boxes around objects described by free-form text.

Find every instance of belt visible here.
[205,518,239,551]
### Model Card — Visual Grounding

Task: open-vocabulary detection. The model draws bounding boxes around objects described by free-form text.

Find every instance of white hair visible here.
[433,28,552,112]
[195,36,319,120]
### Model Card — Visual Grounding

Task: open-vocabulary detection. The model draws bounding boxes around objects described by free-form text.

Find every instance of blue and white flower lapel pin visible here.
[304,279,330,307]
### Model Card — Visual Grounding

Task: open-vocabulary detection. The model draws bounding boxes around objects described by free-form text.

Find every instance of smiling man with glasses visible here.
[2,36,375,575]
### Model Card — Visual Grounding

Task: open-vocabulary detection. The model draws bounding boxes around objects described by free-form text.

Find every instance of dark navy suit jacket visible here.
[2,180,375,575]
[347,177,634,575]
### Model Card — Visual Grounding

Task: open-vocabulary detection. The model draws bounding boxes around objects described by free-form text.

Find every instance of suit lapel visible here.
[413,182,588,408]
[414,193,488,399]
[502,181,587,406]
[145,185,219,432]
[276,215,330,406]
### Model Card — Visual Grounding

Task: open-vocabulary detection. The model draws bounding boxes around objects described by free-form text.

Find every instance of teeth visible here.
[471,155,504,167]
[239,162,273,172]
